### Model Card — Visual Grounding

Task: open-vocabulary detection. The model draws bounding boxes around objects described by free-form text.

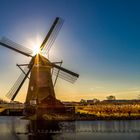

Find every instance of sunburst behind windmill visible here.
[0,17,79,120]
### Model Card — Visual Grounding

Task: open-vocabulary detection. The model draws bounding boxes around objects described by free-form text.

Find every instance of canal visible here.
[0,116,140,140]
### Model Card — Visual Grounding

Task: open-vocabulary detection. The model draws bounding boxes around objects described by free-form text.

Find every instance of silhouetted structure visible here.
[0,17,79,120]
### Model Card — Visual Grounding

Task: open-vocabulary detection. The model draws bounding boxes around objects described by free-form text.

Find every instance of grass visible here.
[75,104,140,119]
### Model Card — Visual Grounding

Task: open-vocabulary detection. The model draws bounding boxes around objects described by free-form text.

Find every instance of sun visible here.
[33,44,40,55]
[28,36,42,56]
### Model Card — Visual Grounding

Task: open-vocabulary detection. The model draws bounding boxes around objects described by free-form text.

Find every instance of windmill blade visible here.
[40,17,64,55]
[6,57,35,100]
[52,64,79,83]
[53,64,79,78]
[53,69,77,83]
[0,37,33,57]
[6,67,29,100]
[53,61,63,86]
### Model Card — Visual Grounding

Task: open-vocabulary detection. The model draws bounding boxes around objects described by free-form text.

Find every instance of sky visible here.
[0,0,140,102]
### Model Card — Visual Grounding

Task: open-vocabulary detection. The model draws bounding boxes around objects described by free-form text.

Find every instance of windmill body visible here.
[26,55,55,104]
[0,17,79,120]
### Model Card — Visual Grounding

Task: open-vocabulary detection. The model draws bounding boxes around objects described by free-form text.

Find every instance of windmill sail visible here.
[6,57,35,100]
[0,37,33,57]
[52,64,79,83]
[6,67,30,100]
[40,17,64,55]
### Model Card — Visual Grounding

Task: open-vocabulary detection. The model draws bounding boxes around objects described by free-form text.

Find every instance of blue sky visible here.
[0,0,140,101]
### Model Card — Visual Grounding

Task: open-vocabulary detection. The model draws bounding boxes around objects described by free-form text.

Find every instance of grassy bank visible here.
[75,104,140,120]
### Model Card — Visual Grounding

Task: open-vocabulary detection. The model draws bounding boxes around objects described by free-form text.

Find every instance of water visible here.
[0,116,140,140]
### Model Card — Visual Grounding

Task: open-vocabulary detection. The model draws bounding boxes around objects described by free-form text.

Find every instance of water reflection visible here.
[75,120,140,133]
[27,120,76,140]
[27,120,61,140]
[1,117,140,140]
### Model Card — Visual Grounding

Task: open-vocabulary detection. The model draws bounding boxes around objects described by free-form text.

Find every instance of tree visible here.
[93,98,100,103]
[106,95,116,100]
[80,99,87,105]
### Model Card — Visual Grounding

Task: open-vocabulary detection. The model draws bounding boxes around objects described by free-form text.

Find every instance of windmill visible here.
[0,17,79,119]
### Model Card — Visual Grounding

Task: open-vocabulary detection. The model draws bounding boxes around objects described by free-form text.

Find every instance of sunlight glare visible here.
[27,35,42,56]
[33,44,40,55]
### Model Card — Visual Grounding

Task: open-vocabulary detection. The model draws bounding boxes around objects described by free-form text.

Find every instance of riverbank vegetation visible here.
[75,103,140,120]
